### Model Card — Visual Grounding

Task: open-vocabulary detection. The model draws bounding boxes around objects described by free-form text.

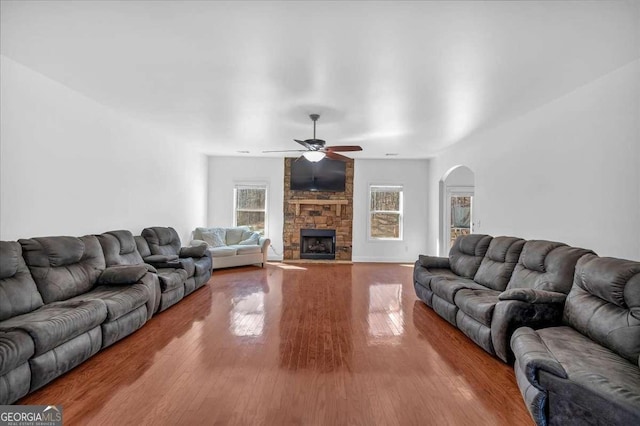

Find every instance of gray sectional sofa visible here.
[414,234,640,424]
[0,227,213,405]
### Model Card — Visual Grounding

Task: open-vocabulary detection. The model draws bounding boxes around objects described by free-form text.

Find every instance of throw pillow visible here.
[200,228,226,248]
[225,226,249,245]
[238,232,260,245]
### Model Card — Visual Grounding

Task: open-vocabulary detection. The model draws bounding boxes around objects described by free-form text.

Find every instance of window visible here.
[234,184,267,235]
[369,185,403,240]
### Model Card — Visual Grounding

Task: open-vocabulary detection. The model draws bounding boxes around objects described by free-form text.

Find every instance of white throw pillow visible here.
[238,232,260,245]
[200,228,226,248]
[225,227,249,245]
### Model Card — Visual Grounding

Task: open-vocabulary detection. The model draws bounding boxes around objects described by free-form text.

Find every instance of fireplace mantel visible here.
[288,199,349,216]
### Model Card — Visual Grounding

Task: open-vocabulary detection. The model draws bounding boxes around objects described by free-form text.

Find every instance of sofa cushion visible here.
[238,232,260,245]
[431,276,487,304]
[506,241,593,294]
[448,234,492,278]
[455,289,500,327]
[0,241,44,321]
[19,236,106,304]
[157,268,188,292]
[141,227,182,256]
[97,230,145,266]
[473,237,525,291]
[199,228,226,248]
[563,255,640,363]
[536,326,640,413]
[225,227,250,245]
[228,244,262,255]
[179,258,196,277]
[0,299,107,356]
[210,247,238,257]
[98,265,147,285]
[0,330,34,377]
[413,263,459,291]
[73,284,149,322]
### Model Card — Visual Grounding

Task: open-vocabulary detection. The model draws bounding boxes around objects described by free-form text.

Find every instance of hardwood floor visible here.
[19,263,533,425]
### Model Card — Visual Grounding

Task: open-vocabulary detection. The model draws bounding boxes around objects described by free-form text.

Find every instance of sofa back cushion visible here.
[225,226,250,245]
[506,240,593,293]
[473,236,525,291]
[195,227,226,248]
[0,241,44,321]
[141,227,181,256]
[19,235,105,304]
[448,234,492,279]
[563,254,640,363]
[97,230,144,266]
[134,236,152,258]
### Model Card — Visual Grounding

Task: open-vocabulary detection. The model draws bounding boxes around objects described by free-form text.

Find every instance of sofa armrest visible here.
[143,255,182,269]
[179,245,208,258]
[259,237,271,253]
[490,300,566,362]
[510,327,568,390]
[418,255,450,269]
[499,289,567,304]
[98,265,147,285]
[144,263,157,273]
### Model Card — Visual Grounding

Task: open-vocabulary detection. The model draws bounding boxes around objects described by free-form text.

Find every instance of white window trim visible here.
[233,182,269,235]
[368,184,404,241]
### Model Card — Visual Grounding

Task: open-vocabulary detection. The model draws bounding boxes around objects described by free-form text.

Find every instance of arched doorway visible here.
[439,165,475,256]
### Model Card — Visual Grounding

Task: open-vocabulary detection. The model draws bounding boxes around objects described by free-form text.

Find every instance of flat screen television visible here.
[290,158,346,192]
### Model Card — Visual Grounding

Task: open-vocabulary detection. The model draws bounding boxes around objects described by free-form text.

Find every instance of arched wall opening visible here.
[438,165,475,256]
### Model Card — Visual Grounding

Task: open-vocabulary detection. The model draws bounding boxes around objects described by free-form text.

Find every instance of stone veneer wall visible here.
[283,158,354,261]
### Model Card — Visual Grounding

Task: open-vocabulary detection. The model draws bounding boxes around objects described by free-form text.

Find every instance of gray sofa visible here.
[192,226,270,270]
[141,227,212,294]
[511,254,640,425]
[0,236,154,404]
[414,234,592,362]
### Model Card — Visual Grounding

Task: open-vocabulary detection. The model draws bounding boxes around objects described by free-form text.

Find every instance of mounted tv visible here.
[290,158,346,192]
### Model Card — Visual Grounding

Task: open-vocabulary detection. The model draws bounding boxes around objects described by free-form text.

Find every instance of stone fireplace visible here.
[283,158,353,261]
[300,229,336,260]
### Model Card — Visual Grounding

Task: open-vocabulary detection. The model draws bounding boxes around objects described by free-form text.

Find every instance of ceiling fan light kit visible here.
[263,114,363,162]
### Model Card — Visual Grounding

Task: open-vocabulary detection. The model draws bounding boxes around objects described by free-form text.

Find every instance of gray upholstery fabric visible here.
[29,326,102,391]
[512,326,640,426]
[418,255,450,269]
[179,257,196,277]
[414,282,434,307]
[96,230,144,266]
[157,268,188,292]
[448,234,492,278]
[432,296,458,326]
[413,261,459,291]
[506,241,593,293]
[0,362,30,405]
[184,277,197,296]
[456,311,494,353]
[474,236,525,291]
[19,235,106,304]
[454,289,500,327]
[0,330,34,377]
[69,284,149,322]
[0,241,44,321]
[98,265,147,285]
[141,227,182,257]
[180,245,207,258]
[499,288,567,304]
[563,254,640,363]
[134,236,151,258]
[158,286,185,312]
[101,305,147,348]
[430,276,487,304]
[0,299,107,356]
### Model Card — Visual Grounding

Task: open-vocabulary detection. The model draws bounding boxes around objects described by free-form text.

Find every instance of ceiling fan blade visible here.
[325,151,351,161]
[294,139,313,150]
[325,145,363,152]
[262,149,307,153]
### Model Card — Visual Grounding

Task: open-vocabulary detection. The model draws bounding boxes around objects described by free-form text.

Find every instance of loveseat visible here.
[192,226,270,270]
[414,234,592,362]
[0,236,154,404]
[511,254,640,425]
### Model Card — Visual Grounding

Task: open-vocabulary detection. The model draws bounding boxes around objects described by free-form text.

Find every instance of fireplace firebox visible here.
[300,229,336,260]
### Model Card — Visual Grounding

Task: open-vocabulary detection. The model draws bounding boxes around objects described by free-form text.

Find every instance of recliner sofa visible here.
[511,254,640,425]
[414,234,593,362]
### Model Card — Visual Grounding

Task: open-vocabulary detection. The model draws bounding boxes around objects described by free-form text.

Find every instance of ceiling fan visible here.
[263,114,363,162]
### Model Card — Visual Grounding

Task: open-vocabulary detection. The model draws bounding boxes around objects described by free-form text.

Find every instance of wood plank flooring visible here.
[19,263,532,425]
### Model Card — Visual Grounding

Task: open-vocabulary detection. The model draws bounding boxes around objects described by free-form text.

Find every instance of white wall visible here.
[353,159,429,262]
[426,60,640,260]
[207,156,284,260]
[0,56,208,244]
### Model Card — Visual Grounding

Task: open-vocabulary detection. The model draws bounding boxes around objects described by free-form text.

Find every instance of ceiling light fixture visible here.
[302,151,326,162]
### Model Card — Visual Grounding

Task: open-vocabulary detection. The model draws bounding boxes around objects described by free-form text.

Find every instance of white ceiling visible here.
[1,1,638,159]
